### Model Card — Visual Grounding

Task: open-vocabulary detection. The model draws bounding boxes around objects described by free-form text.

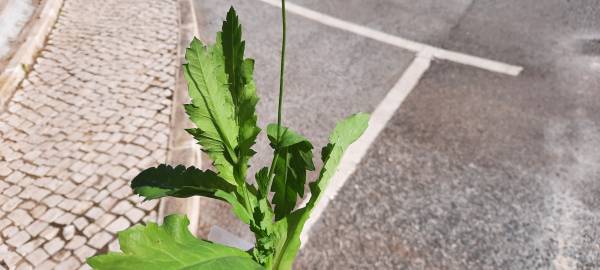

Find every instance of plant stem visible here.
[267,0,287,191]
[276,0,286,142]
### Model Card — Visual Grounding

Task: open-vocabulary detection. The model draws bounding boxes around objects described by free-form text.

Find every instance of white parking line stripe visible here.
[257,0,523,76]
[299,53,433,247]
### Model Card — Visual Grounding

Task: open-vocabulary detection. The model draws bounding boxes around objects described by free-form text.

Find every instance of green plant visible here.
[87,2,369,269]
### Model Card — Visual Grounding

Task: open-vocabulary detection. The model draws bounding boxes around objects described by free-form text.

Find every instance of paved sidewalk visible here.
[0,0,177,268]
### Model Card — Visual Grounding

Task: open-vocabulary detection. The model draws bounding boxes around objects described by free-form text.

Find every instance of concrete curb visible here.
[0,0,64,108]
[157,0,202,232]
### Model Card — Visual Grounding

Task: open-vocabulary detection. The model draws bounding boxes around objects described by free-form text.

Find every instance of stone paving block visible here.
[127,194,144,205]
[39,208,64,223]
[112,185,131,199]
[52,249,72,262]
[138,199,159,211]
[65,235,86,250]
[15,261,33,270]
[70,201,93,215]
[0,219,11,231]
[72,217,89,232]
[62,225,76,241]
[43,238,65,256]
[25,221,49,237]
[56,198,77,211]
[55,182,76,195]
[99,196,118,211]
[5,171,24,183]
[82,224,101,238]
[29,187,51,201]
[111,200,133,215]
[7,231,31,247]
[30,205,48,219]
[7,209,33,228]
[81,175,99,187]
[41,194,63,207]
[19,201,36,210]
[106,217,131,234]
[3,185,22,197]
[80,163,99,176]
[55,212,77,225]
[125,207,145,224]
[122,167,140,180]
[107,165,127,179]
[37,260,57,270]
[94,153,111,164]
[16,238,44,257]
[2,226,18,238]
[106,179,125,192]
[107,238,120,252]
[69,161,86,172]
[26,248,49,267]
[39,226,59,241]
[2,251,22,269]
[95,213,117,228]
[0,194,8,206]
[70,173,87,184]
[0,165,13,177]
[95,142,113,153]
[31,166,50,177]
[65,186,87,199]
[0,182,9,193]
[54,256,79,270]
[92,190,109,203]
[88,231,113,249]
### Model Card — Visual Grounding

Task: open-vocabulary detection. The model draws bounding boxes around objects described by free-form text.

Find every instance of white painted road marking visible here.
[257,0,523,76]
[300,52,433,247]
[253,0,525,248]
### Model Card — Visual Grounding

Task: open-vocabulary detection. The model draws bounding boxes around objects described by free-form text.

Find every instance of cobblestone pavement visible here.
[0,0,178,268]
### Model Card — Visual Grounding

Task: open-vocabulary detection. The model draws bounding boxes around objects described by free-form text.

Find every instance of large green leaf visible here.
[87,215,264,270]
[131,164,235,201]
[272,113,369,270]
[184,35,238,184]
[222,7,261,185]
[266,124,315,220]
[184,7,260,191]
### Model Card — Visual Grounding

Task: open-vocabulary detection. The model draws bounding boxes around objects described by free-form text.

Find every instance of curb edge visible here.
[157,0,202,233]
[0,0,64,108]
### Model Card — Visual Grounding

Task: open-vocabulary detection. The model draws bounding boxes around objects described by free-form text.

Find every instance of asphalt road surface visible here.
[193,0,600,269]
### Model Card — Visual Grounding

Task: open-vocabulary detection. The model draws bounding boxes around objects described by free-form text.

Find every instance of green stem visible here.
[276,0,286,142]
[267,0,287,191]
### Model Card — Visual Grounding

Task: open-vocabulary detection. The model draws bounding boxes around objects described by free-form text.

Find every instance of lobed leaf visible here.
[222,7,261,185]
[185,7,260,192]
[266,124,315,220]
[184,7,263,247]
[131,164,235,201]
[87,214,264,270]
[184,36,239,184]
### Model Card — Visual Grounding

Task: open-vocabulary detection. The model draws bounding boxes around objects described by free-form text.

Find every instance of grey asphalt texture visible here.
[193,0,600,269]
